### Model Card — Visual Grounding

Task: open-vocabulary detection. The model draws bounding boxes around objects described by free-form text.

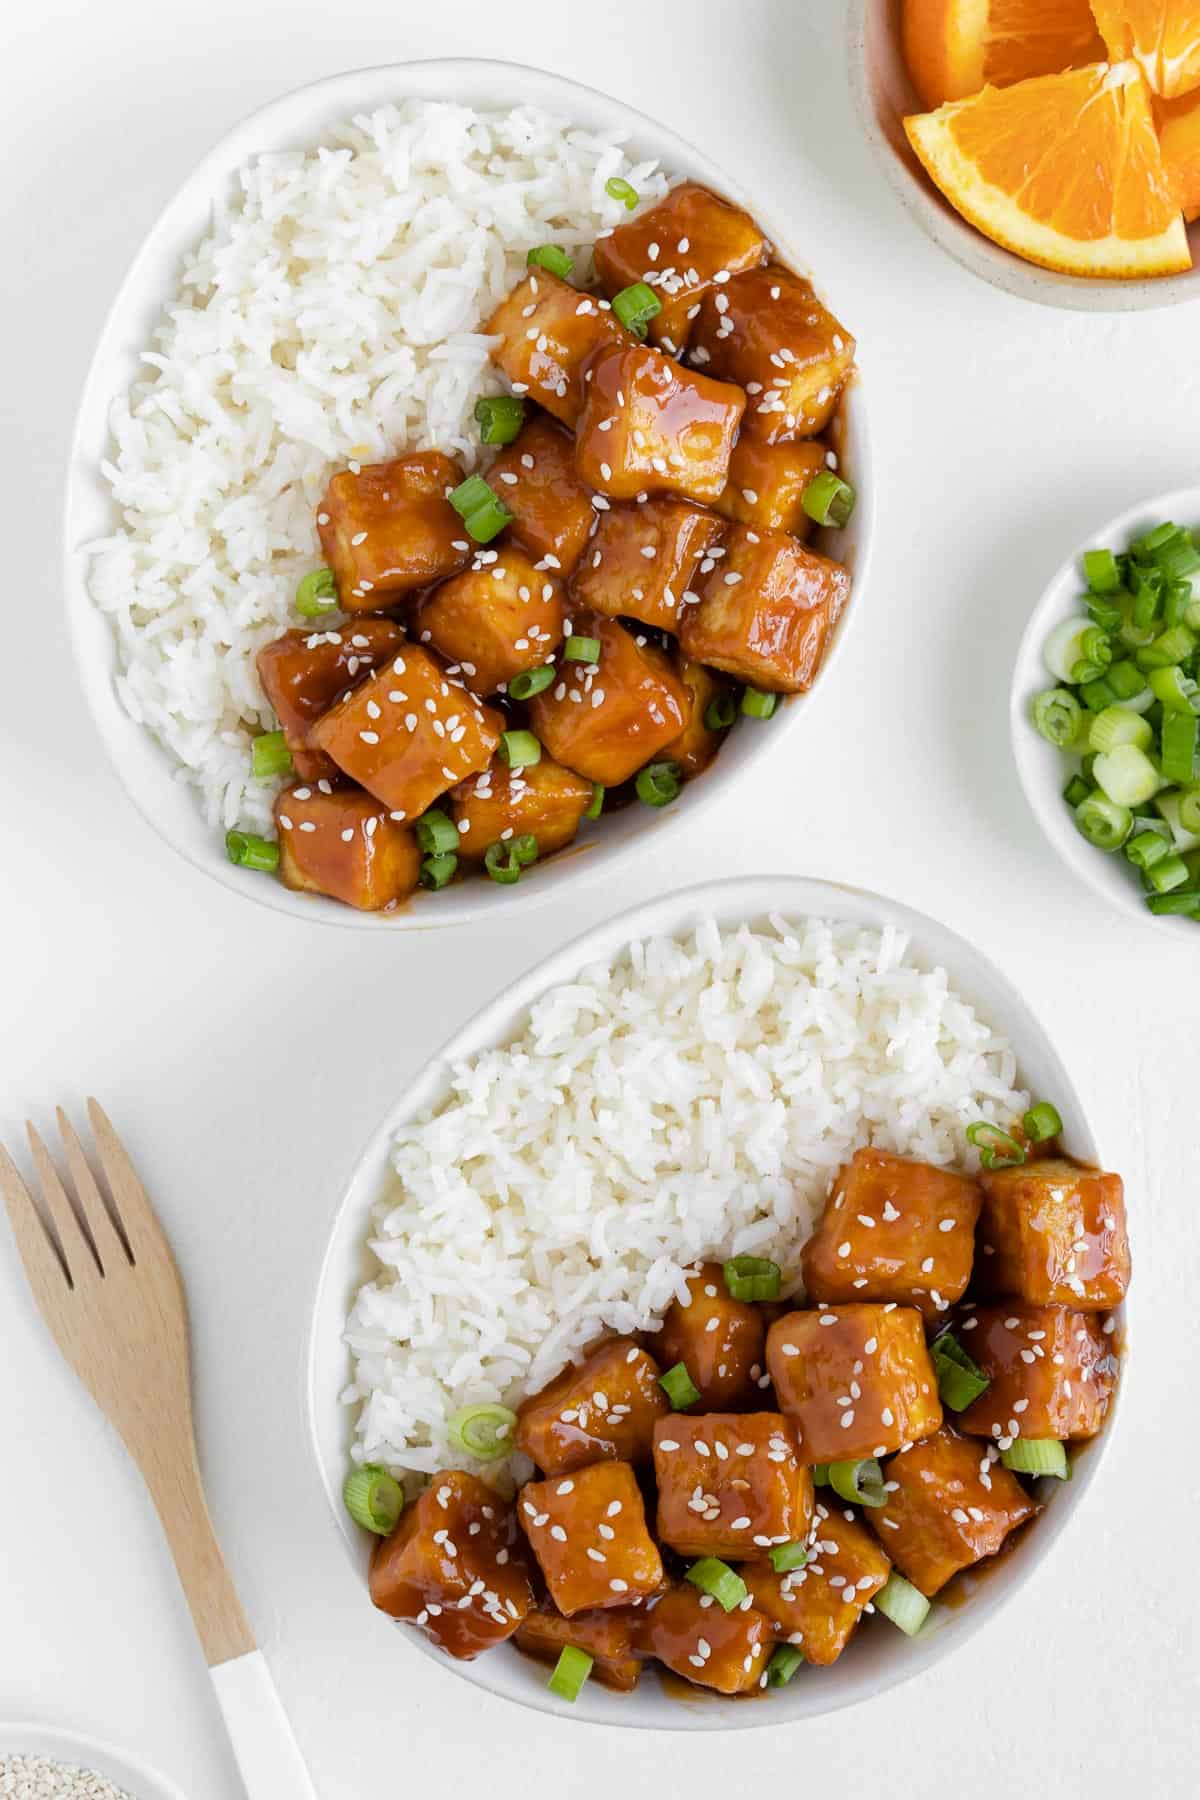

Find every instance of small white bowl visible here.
[0,1722,186,1800]
[1011,485,1200,936]
[847,0,1200,312]
[307,873,1123,1729]
[63,58,872,931]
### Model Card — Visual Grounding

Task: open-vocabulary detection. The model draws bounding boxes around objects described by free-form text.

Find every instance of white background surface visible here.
[2,2,1197,1795]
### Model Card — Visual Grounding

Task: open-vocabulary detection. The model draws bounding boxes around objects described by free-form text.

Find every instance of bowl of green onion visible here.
[1012,487,1200,934]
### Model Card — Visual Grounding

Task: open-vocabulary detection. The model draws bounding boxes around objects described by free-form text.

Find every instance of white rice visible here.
[85,101,670,835]
[344,916,1029,1483]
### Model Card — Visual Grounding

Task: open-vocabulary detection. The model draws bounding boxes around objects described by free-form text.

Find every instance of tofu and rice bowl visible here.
[87,100,858,913]
[340,915,1129,1702]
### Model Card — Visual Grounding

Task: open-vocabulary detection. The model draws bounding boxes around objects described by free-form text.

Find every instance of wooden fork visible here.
[0,1100,317,1799]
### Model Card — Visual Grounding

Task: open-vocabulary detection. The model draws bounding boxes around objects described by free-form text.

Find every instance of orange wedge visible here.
[1090,2,1200,98]
[1159,88,1200,215]
[901,0,1106,108]
[905,62,1192,276]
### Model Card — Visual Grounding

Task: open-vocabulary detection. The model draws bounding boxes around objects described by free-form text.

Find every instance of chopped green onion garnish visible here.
[295,566,338,617]
[1092,743,1161,808]
[1062,774,1092,809]
[1178,786,1200,834]
[636,761,682,807]
[685,1557,749,1613]
[1146,851,1190,893]
[1087,706,1152,755]
[1126,828,1172,872]
[225,829,279,873]
[548,1645,593,1702]
[1162,711,1198,785]
[930,1333,990,1412]
[474,395,526,446]
[828,1457,887,1508]
[585,783,605,820]
[1107,659,1148,700]
[1075,793,1133,851]
[1000,1438,1069,1479]
[874,1572,931,1636]
[741,688,777,720]
[1147,889,1200,915]
[612,281,662,339]
[1083,548,1121,594]
[704,694,737,731]
[659,1362,700,1409]
[251,730,293,779]
[723,1255,781,1302]
[563,635,601,663]
[1087,598,1123,631]
[500,729,542,768]
[966,1120,1026,1170]
[484,837,540,885]
[1022,1101,1063,1142]
[766,1645,804,1687]
[508,664,556,701]
[769,1541,809,1574]
[343,1464,405,1536]
[449,474,513,544]
[420,852,457,890]
[1138,624,1196,668]
[1031,688,1082,749]
[1149,664,1198,713]
[447,1402,518,1460]
[605,176,639,209]
[811,1464,830,1486]
[527,244,574,278]
[802,470,856,528]
[416,808,459,856]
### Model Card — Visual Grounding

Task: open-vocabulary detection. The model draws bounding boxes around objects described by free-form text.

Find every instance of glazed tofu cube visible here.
[310,644,502,819]
[655,1262,766,1409]
[976,1158,1130,1310]
[256,618,405,780]
[801,1149,982,1321]
[575,345,745,505]
[766,1304,942,1463]
[274,782,420,912]
[519,1461,663,1616]
[653,1413,812,1560]
[368,1470,533,1659]
[679,524,849,693]
[515,1598,644,1692]
[486,414,596,575]
[691,264,856,442]
[569,497,723,633]
[485,271,631,426]
[741,1505,891,1666]
[451,755,593,862]
[316,451,470,607]
[865,1426,1037,1596]
[514,1337,669,1476]
[714,437,832,539]
[415,548,566,695]
[528,613,688,786]
[663,658,734,778]
[637,1583,772,1695]
[955,1305,1117,1443]
[593,181,768,354]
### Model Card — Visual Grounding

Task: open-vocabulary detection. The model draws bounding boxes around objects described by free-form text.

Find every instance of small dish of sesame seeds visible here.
[0,1724,185,1800]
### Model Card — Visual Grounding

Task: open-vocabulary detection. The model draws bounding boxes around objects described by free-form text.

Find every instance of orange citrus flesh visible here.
[905,62,1193,276]
[1158,88,1200,214]
[901,0,1107,109]
[1090,2,1200,99]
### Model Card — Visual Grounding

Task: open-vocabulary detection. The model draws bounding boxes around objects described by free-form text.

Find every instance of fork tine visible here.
[57,1107,132,1272]
[26,1124,101,1284]
[0,1141,71,1298]
[86,1099,165,1260]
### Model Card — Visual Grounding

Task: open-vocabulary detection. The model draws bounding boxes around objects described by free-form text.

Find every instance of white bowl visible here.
[307,873,1124,1729]
[63,58,873,931]
[0,1721,186,1800]
[1010,484,1200,936]
[848,0,1200,312]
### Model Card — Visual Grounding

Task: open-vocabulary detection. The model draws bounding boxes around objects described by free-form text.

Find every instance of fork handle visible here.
[210,1652,319,1800]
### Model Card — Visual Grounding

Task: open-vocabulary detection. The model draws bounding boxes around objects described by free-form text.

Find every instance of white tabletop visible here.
[3,2,1198,1795]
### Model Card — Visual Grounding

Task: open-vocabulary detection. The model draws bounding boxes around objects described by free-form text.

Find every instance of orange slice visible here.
[905,62,1192,276]
[1158,88,1200,215]
[901,0,1107,109]
[1090,2,1200,99]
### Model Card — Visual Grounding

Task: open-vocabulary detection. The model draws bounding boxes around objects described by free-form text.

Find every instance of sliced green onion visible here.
[1147,890,1200,915]
[723,1255,781,1302]
[704,694,737,731]
[343,1464,405,1536]
[1070,659,1104,686]
[508,664,556,701]
[686,1558,749,1613]
[1177,786,1200,835]
[1083,548,1121,594]
[931,1334,990,1412]
[295,566,338,617]
[527,243,574,278]
[1154,534,1200,581]
[1149,664,1199,714]
[1164,580,1193,628]
[1087,706,1151,754]
[828,1458,886,1508]
[874,1572,931,1636]
[612,280,662,339]
[420,852,457,890]
[251,730,293,779]
[1079,674,1117,713]
[811,1464,830,1486]
[1031,688,1082,749]
[659,1362,700,1409]
[585,783,605,820]
[1131,566,1164,630]
[802,471,857,528]
[474,395,526,446]
[1042,617,1093,683]
[449,475,513,544]
[1125,828,1172,872]
[1062,774,1092,808]
[500,729,542,768]
[563,635,601,663]
[1107,660,1148,700]
[225,829,280,873]
[966,1120,1026,1170]
[766,1645,805,1687]
[1157,789,1200,848]
[1093,744,1161,808]
[1087,598,1124,632]
[548,1645,593,1702]
[1137,624,1196,669]
[416,808,459,856]
[1023,1101,1063,1142]
[1162,711,1199,785]
[769,1541,809,1574]
[605,175,640,209]
[1000,1438,1069,1479]
[741,688,778,720]
[1134,521,1180,556]
[1075,793,1133,852]
[484,837,539,885]
[1079,626,1113,669]
[1146,851,1190,894]
[447,1402,518,1459]
[636,761,682,807]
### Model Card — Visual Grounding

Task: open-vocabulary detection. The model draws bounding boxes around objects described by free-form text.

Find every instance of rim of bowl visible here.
[62,56,874,932]
[845,0,1200,314]
[0,1721,187,1800]
[306,871,1125,1730]
[1010,483,1200,938]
